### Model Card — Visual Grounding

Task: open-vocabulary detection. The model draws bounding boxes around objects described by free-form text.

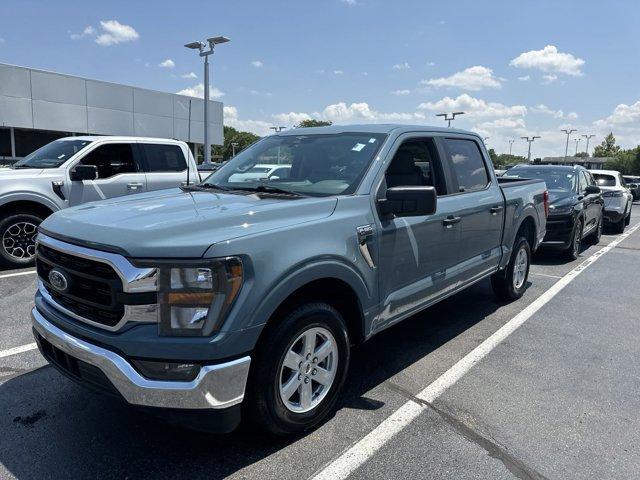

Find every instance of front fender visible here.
[0,191,62,212]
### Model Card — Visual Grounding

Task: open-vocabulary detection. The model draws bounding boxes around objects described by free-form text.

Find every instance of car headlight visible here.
[157,257,243,337]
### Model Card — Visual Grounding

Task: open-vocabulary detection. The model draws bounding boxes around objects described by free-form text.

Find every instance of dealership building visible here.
[0,63,223,163]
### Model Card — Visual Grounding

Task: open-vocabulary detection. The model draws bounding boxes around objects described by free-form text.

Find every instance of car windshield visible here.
[593,174,616,187]
[13,139,93,169]
[508,168,578,192]
[202,132,387,196]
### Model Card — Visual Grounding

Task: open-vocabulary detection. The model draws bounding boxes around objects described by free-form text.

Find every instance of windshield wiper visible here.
[232,185,305,197]
[11,165,33,169]
[181,183,233,192]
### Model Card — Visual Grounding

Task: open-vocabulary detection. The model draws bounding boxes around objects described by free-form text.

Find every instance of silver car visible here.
[590,169,633,233]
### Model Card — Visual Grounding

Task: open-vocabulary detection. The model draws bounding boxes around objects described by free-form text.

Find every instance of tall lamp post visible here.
[508,139,515,155]
[231,142,239,157]
[436,111,465,127]
[574,138,581,156]
[270,126,286,163]
[582,134,595,157]
[185,35,230,165]
[561,128,577,162]
[521,136,541,163]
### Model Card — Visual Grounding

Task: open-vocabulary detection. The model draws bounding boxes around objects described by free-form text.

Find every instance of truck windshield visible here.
[13,139,93,169]
[202,132,387,196]
[508,168,577,192]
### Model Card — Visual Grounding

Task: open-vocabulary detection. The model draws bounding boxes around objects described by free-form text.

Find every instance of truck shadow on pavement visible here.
[0,280,517,480]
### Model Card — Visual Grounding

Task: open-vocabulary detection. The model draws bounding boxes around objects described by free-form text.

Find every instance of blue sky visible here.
[1,0,639,157]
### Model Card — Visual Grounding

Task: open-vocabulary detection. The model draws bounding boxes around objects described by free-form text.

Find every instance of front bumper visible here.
[32,307,251,410]
[603,208,625,224]
[540,214,574,249]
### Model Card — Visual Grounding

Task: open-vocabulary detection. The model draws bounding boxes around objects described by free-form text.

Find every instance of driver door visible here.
[66,143,147,206]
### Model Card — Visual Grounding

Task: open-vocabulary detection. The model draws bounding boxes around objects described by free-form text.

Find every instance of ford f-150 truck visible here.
[31,125,547,435]
[0,136,200,268]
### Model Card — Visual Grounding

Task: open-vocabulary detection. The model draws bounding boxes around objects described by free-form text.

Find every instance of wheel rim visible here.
[573,224,582,257]
[2,221,38,260]
[278,326,338,413]
[512,246,528,290]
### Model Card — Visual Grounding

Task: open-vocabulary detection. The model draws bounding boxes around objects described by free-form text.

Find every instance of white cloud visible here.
[333,70,344,75]
[224,106,273,136]
[422,66,502,91]
[176,83,224,99]
[418,94,526,118]
[159,59,175,69]
[531,104,579,120]
[318,102,425,123]
[272,112,312,125]
[392,62,411,70]
[181,72,197,79]
[475,117,526,130]
[95,20,139,46]
[510,45,584,76]
[251,60,264,68]
[70,25,95,40]
[340,0,357,5]
[426,61,435,67]
[541,74,558,85]
[361,72,368,76]
[391,89,411,96]
[517,75,530,82]
[595,100,640,126]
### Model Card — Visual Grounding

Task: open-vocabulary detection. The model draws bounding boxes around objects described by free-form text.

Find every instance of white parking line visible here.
[311,222,640,480]
[0,343,38,359]
[0,269,37,279]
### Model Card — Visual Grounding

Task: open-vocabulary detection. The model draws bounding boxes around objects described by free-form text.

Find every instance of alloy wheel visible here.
[278,326,338,413]
[2,221,38,260]
[512,246,528,290]
[573,224,582,257]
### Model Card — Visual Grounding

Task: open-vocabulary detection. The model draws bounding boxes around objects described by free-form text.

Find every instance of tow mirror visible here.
[585,185,600,195]
[379,186,437,217]
[70,165,98,181]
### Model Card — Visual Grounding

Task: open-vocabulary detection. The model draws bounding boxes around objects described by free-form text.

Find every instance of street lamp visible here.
[574,138,581,156]
[270,126,286,133]
[582,134,595,157]
[521,136,541,163]
[231,142,239,157]
[184,35,230,165]
[436,111,465,127]
[508,139,515,155]
[561,128,577,162]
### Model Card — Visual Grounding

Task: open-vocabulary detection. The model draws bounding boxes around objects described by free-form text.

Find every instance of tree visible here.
[296,119,333,128]
[491,153,528,168]
[593,133,621,158]
[574,152,588,158]
[212,125,260,161]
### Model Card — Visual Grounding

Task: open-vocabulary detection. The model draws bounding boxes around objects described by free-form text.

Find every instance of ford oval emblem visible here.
[48,269,69,293]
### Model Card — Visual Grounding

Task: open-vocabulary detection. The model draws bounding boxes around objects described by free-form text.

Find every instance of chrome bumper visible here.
[32,307,251,410]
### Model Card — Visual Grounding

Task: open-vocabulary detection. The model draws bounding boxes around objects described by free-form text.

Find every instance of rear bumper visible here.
[32,307,251,411]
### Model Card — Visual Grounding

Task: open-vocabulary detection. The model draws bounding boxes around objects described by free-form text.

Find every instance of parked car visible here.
[623,175,640,200]
[197,161,226,174]
[31,125,547,435]
[506,165,603,259]
[590,169,633,233]
[0,136,200,268]
[228,163,291,182]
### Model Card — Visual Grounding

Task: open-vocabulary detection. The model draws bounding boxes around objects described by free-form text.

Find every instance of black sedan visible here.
[506,165,604,259]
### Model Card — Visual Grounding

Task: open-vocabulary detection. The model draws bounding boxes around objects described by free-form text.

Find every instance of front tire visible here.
[589,213,603,244]
[625,203,632,226]
[245,302,350,435]
[0,212,43,268]
[492,236,531,301]
[565,219,583,260]
[614,209,626,234]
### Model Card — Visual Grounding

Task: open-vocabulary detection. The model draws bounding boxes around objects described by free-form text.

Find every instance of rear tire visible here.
[0,212,43,268]
[614,210,626,234]
[245,302,350,436]
[492,236,531,301]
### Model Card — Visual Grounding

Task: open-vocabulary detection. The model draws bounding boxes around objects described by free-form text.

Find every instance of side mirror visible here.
[585,185,600,195]
[70,165,98,181]
[379,186,437,217]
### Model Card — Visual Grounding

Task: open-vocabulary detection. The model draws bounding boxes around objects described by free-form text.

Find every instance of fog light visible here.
[132,360,200,381]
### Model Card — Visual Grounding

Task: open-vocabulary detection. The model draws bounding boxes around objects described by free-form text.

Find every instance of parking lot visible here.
[0,205,637,479]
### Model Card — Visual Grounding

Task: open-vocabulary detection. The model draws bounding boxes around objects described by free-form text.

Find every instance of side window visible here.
[586,172,596,186]
[578,172,589,193]
[79,143,137,179]
[142,144,187,172]
[384,139,446,195]
[619,174,626,188]
[443,138,489,192]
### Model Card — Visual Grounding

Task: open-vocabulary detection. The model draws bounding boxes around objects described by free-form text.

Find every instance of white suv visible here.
[590,169,633,233]
[0,136,200,268]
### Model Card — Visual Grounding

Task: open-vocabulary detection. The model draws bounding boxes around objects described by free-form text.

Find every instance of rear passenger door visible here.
[67,142,147,206]
[139,143,189,192]
[440,137,504,285]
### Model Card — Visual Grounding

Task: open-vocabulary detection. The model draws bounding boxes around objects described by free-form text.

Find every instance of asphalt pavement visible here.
[1,207,639,480]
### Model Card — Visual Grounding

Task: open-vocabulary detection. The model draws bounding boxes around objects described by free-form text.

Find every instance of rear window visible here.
[508,168,577,192]
[142,144,187,172]
[443,138,489,192]
[593,174,616,187]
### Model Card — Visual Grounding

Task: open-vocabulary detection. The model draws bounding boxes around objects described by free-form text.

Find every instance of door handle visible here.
[489,206,504,215]
[442,216,461,228]
[127,182,144,190]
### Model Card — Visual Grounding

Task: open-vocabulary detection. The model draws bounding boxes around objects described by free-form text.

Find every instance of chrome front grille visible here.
[36,234,158,331]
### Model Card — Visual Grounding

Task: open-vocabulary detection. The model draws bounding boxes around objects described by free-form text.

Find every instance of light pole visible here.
[521,136,541,163]
[508,139,515,155]
[574,138,581,156]
[436,111,465,127]
[270,126,286,163]
[561,128,577,162]
[582,134,595,157]
[185,35,230,165]
[231,142,239,157]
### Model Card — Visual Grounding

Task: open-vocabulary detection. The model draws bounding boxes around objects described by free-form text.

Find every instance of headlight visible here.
[158,257,243,337]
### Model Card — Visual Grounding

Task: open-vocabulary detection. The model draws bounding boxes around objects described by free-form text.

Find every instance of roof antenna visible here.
[186,98,192,186]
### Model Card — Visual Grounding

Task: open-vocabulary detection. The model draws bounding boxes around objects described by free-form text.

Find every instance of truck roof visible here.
[276,124,480,137]
[57,135,187,144]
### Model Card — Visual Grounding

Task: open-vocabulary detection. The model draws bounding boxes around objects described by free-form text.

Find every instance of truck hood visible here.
[41,188,338,258]
[0,168,47,179]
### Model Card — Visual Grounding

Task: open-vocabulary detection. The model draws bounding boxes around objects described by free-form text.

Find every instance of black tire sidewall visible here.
[246,302,350,435]
[0,213,43,267]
